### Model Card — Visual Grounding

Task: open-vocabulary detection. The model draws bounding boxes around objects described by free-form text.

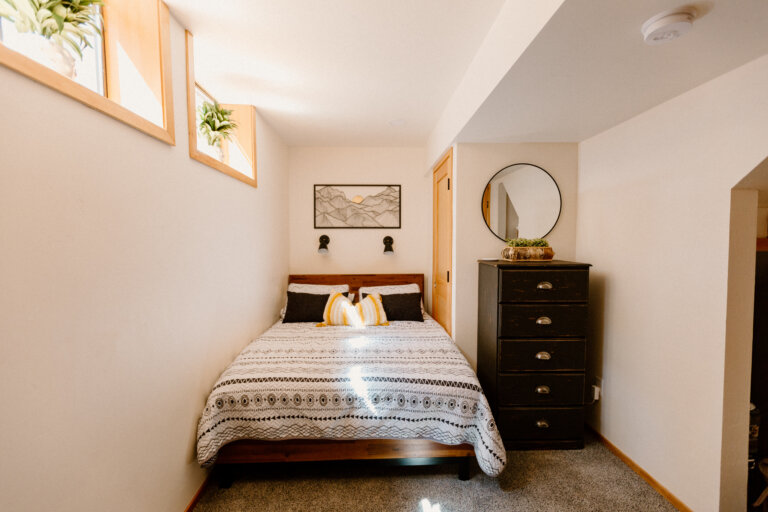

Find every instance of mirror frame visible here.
[481,162,562,242]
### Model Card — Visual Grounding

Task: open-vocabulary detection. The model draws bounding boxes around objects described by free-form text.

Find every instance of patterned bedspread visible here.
[196,316,507,476]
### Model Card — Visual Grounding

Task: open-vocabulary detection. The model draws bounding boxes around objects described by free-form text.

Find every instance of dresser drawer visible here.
[499,339,586,372]
[500,269,588,303]
[498,373,584,406]
[497,407,584,441]
[498,304,588,337]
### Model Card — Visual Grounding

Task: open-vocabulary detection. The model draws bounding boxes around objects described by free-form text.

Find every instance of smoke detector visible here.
[641,8,697,45]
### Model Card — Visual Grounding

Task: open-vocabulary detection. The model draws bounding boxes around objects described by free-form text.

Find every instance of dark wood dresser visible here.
[477,259,591,449]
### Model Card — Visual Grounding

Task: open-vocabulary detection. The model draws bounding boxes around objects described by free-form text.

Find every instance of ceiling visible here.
[458,0,768,143]
[165,0,504,146]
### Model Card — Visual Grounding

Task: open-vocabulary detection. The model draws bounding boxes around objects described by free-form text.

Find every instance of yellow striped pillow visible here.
[355,293,389,326]
[318,292,360,326]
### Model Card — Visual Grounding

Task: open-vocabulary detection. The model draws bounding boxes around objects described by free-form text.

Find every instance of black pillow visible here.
[282,292,330,323]
[282,291,349,323]
[375,293,423,322]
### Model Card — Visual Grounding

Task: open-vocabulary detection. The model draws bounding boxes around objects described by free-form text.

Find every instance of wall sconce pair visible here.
[317,235,394,255]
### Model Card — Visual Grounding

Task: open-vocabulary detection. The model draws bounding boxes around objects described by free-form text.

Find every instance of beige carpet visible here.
[192,433,677,512]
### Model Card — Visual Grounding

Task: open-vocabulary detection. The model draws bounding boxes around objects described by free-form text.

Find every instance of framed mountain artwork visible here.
[314,184,401,229]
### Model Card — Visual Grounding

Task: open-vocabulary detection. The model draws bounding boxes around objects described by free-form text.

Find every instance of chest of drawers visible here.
[477,260,591,449]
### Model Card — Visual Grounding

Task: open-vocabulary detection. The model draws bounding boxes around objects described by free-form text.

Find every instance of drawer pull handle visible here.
[537,281,553,290]
[535,385,551,395]
[535,351,551,360]
[536,419,550,429]
[536,316,552,325]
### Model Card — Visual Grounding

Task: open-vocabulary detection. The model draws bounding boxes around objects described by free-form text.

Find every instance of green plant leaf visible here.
[2,0,102,58]
[505,238,549,247]
[197,100,238,147]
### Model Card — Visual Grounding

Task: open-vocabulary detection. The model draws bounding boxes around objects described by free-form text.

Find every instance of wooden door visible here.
[432,149,453,335]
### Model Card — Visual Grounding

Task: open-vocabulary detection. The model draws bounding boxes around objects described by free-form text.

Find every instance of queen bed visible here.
[196,274,506,481]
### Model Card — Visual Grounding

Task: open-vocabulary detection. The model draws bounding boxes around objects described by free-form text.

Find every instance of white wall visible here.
[0,16,289,512]
[576,54,768,511]
[453,143,578,367]
[287,147,432,305]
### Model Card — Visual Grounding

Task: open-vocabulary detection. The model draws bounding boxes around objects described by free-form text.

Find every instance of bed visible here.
[196,274,506,481]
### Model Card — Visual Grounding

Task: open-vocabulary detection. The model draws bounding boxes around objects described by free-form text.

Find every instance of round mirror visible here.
[481,163,561,241]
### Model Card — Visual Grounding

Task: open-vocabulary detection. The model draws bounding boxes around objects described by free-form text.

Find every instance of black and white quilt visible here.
[196,316,507,476]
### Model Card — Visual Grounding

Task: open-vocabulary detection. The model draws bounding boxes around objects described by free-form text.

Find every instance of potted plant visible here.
[197,100,237,160]
[0,0,103,78]
[501,238,555,261]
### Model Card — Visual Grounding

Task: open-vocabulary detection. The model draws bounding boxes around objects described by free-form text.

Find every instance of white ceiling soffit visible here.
[425,0,566,165]
[457,0,768,144]
[166,0,504,146]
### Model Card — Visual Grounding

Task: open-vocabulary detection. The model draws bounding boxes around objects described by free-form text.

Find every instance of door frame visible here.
[432,147,453,336]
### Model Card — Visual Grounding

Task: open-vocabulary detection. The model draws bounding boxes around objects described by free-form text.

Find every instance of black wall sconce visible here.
[383,236,394,255]
[318,234,330,254]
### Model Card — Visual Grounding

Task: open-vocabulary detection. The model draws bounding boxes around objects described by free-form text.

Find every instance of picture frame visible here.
[314,184,401,229]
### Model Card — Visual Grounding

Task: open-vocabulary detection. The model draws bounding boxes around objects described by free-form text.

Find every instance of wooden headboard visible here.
[288,274,424,300]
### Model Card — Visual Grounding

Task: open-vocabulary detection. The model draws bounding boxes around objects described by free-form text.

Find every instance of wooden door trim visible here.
[433,148,453,173]
[432,147,453,336]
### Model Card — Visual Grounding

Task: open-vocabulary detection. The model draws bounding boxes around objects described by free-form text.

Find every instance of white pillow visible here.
[358,284,423,313]
[281,283,351,318]
[318,292,359,327]
[358,283,420,296]
[288,283,350,294]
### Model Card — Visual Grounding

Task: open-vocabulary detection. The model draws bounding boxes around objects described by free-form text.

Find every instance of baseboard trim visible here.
[183,472,211,512]
[589,427,692,512]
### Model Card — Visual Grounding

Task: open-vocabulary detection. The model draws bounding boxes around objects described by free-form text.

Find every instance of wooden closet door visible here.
[432,149,453,335]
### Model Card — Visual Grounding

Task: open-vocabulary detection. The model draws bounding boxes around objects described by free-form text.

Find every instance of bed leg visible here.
[217,465,235,489]
[458,456,471,481]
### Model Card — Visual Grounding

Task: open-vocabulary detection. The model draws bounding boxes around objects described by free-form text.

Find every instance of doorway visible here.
[432,148,453,335]
[750,244,768,506]
[722,155,768,509]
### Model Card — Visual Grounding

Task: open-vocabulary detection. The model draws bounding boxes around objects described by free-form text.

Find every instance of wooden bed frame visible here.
[213,273,475,484]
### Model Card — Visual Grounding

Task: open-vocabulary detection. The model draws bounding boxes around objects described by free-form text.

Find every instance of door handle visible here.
[536,316,552,325]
